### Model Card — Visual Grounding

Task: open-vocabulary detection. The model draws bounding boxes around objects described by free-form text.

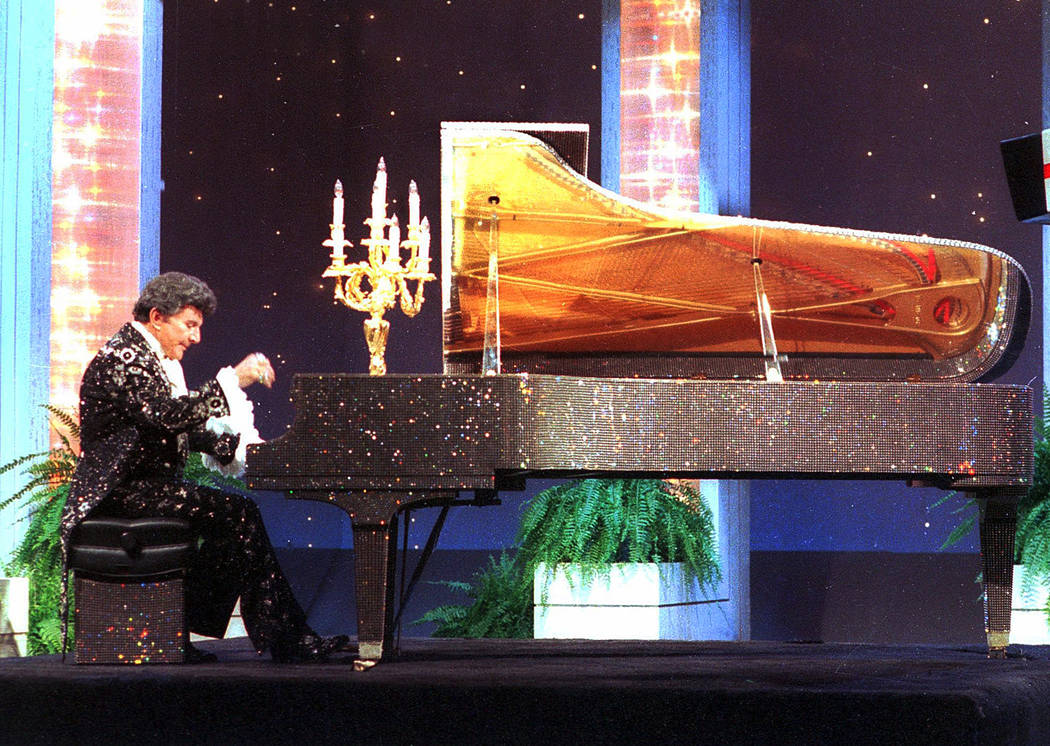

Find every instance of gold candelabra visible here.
[322,158,435,375]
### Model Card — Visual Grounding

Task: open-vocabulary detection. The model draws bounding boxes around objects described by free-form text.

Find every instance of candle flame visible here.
[334,179,343,197]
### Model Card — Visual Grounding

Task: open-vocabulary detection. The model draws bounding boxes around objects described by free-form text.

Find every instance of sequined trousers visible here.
[96,480,311,655]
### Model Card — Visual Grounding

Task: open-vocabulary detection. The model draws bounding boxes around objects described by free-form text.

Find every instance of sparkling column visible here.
[50,0,161,414]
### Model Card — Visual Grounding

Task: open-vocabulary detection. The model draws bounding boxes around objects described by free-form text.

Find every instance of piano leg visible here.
[351,519,399,661]
[977,494,1018,658]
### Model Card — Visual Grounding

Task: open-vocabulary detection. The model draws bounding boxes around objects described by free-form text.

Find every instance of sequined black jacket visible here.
[60,322,239,552]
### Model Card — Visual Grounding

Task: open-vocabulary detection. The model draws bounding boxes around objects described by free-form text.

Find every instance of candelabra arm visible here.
[399,270,434,317]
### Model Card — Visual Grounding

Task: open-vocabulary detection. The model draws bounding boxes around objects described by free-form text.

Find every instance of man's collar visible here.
[129,320,187,395]
[130,320,167,360]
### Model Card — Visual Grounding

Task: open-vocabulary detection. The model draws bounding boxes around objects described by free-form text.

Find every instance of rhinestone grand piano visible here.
[247,123,1033,663]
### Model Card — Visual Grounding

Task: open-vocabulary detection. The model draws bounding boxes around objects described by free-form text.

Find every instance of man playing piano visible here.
[60,272,347,663]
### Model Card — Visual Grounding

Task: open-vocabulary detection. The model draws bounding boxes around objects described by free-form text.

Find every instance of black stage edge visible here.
[4,638,1050,745]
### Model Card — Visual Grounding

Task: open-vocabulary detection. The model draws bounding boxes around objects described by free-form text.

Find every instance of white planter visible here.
[533,562,729,640]
[0,577,29,657]
[1011,564,1050,644]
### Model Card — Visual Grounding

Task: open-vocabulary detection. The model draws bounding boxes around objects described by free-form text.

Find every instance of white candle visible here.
[418,216,430,264]
[332,180,345,258]
[371,157,387,224]
[371,189,382,230]
[408,180,420,227]
[376,157,387,193]
[333,180,344,225]
[388,214,400,262]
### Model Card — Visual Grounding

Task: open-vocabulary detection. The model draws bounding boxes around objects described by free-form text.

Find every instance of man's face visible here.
[148,305,203,360]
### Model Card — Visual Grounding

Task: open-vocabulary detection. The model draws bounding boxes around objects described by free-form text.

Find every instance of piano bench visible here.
[69,516,194,664]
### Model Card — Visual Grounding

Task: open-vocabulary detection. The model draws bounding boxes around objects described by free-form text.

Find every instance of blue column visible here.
[600,0,751,640]
[0,0,54,559]
[140,0,163,286]
[1,0,161,562]
[1043,1,1050,392]
[699,0,750,217]
[699,0,751,641]
[600,0,621,192]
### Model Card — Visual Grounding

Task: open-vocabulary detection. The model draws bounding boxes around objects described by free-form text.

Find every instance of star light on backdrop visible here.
[159,0,603,550]
[750,0,1037,247]
[160,0,1040,553]
[163,0,604,426]
[51,0,145,414]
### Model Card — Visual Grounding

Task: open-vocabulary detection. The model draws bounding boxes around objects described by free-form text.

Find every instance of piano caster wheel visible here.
[353,659,377,672]
[987,631,1009,659]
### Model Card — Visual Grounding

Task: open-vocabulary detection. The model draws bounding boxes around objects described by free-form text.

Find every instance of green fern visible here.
[2,407,249,655]
[2,407,79,655]
[519,479,721,597]
[415,552,531,638]
[930,490,978,552]
[417,479,721,638]
[932,391,1050,616]
[182,451,251,494]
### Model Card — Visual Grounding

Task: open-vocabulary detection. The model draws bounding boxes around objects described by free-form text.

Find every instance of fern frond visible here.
[0,451,50,477]
[412,552,531,638]
[42,404,79,436]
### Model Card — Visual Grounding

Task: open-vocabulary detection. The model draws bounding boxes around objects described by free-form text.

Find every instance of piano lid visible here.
[440,123,1031,383]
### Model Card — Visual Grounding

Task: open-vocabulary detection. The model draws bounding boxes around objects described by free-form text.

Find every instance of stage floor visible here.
[4,638,1050,745]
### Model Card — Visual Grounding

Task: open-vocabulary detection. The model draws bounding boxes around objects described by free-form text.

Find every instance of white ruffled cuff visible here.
[201,366,263,478]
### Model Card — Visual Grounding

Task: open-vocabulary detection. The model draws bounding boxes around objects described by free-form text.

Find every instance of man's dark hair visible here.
[132,272,218,322]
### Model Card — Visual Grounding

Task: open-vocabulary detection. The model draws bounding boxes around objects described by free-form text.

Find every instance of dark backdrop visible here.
[160,0,1042,553]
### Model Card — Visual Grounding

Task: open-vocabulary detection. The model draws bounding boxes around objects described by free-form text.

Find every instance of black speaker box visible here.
[1000,131,1050,223]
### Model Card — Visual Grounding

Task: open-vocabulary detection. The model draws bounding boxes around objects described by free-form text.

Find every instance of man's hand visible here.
[234,352,276,389]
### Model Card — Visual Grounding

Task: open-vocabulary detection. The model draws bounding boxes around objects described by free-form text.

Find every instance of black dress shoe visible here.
[184,641,218,664]
[271,633,350,663]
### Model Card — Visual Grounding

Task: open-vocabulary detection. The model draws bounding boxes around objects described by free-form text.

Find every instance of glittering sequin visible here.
[60,323,314,655]
[98,481,309,652]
